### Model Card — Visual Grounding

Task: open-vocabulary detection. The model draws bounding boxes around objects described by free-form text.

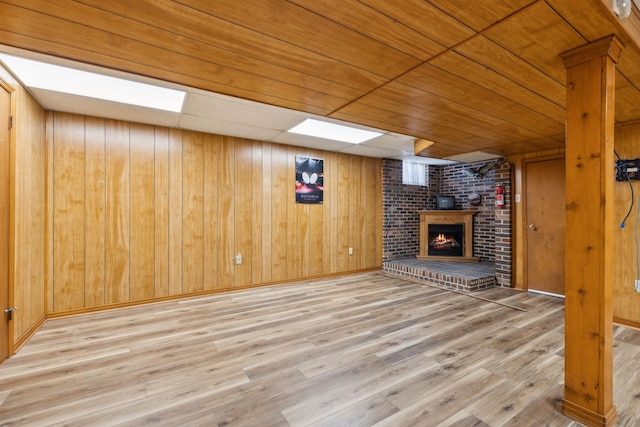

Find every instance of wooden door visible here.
[525,158,565,295]
[0,85,9,361]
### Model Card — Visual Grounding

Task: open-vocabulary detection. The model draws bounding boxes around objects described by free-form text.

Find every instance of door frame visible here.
[1,78,16,359]
[521,154,565,293]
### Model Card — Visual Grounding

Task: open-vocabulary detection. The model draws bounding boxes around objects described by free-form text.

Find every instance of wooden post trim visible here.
[563,400,619,427]
[560,35,624,68]
[560,35,622,427]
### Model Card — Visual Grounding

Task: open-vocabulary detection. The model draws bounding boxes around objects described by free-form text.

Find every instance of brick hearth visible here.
[383,258,496,292]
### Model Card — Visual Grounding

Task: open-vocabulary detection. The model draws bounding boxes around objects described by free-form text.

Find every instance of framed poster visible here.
[295,155,324,204]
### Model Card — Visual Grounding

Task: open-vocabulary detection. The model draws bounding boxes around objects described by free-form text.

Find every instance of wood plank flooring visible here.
[1,272,640,426]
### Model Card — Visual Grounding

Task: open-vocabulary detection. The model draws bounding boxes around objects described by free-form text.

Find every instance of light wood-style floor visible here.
[2,272,640,426]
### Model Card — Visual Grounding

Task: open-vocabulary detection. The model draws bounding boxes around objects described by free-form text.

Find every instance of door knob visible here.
[4,306,17,321]
[528,224,537,230]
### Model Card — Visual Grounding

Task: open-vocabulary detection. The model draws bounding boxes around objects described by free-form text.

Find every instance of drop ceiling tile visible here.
[337,144,400,158]
[360,133,415,153]
[389,154,457,165]
[183,91,305,130]
[179,114,281,140]
[271,132,352,151]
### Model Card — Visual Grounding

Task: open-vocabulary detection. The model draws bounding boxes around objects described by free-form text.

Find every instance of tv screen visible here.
[436,195,455,210]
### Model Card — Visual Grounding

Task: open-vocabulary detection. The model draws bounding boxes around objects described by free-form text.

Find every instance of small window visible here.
[402,161,428,186]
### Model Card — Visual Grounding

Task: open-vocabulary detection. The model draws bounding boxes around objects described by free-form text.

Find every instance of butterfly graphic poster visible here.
[295,155,324,204]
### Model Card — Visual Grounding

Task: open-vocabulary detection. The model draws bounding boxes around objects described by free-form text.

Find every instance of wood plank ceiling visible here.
[1,0,640,159]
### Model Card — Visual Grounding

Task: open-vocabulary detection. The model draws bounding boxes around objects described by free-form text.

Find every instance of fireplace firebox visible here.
[428,224,464,257]
[417,210,479,262]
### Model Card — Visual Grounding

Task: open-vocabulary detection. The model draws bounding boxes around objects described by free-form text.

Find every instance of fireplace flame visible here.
[430,233,459,250]
[433,233,454,245]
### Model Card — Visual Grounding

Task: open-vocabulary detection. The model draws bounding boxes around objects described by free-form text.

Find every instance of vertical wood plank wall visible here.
[0,67,47,351]
[45,112,382,314]
[613,123,640,326]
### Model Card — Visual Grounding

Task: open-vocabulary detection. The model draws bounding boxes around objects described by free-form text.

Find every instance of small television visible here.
[436,195,455,210]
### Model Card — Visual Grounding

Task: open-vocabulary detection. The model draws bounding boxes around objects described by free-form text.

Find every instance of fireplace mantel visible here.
[418,210,479,262]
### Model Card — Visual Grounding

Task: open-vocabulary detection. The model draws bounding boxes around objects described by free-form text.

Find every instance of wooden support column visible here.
[560,35,623,427]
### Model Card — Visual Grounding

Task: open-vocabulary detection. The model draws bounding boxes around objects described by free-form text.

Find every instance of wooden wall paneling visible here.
[217,136,235,288]
[42,112,386,314]
[234,138,252,287]
[129,124,156,300]
[9,86,20,334]
[261,142,273,283]
[271,144,288,281]
[203,134,219,291]
[182,131,204,294]
[349,156,364,270]
[105,120,130,304]
[297,180,310,278]
[251,141,263,284]
[325,152,338,274]
[12,82,46,340]
[45,112,54,314]
[1,83,11,357]
[154,127,170,297]
[308,149,324,277]
[294,148,310,278]
[362,156,376,268]
[337,153,350,272]
[52,113,86,311]
[286,147,300,279]
[509,152,525,290]
[168,129,183,295]
[27,97,45,328]
[84,117,106,306]
[364,158,381,268]
[613,124,640,325]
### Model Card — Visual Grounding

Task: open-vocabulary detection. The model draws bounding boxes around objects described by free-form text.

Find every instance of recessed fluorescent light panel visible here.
[0,53,186,112]
[288,118,382,144]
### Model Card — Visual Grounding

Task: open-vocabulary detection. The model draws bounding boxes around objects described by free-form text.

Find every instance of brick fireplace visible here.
[382,158,512,287]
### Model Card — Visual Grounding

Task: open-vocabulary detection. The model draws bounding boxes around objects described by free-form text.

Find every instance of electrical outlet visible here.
[235,253,242,265]
[348,247,353,255]
[635,280,640,293]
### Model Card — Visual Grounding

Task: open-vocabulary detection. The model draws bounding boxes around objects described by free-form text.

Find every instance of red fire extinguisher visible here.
[495,185,505,208]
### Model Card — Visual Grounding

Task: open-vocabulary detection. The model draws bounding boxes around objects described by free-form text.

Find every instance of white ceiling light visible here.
[0,53,186,112]
[614,0,632,18]
[288,118,382,144]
